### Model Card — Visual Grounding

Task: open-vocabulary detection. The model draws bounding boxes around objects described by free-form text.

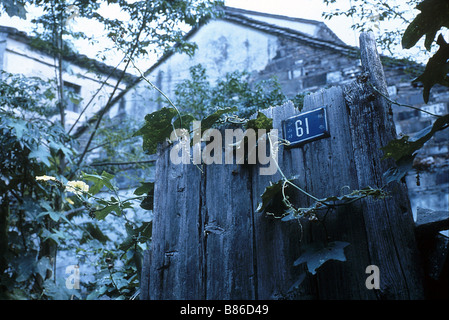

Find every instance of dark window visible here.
[303,73,327,89]
[64,81,81,113]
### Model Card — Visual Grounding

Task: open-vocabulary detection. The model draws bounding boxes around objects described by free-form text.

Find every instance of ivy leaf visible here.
[172,113,196,130]
[402,0,449,50]
[319,187,388,204]
[382,114,449,162]
[257,179,293,217]
[293,241,350,275]
[133,107,179,154]
[412,34,449,103]
[245,111,273,131]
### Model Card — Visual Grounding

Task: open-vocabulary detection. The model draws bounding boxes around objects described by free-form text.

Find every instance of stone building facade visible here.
[124,6,448,216]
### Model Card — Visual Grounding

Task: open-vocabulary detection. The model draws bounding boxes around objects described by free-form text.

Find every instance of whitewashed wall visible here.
[1,33,128,131]
[124,19,280,117]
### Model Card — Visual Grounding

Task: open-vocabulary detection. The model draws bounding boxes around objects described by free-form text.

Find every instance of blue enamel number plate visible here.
[282,107,330,147]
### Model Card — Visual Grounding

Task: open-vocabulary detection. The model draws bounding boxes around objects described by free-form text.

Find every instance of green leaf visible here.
[69,96,81,105]
[402,0,449,50]
[41,228,65,245]
[257,179,292,216]
[29,145,52,167]
[48,210,61,222]
[133,107,179,154]
[80,222,110,244]
[119,221,152,251]
[245,112,273,131]
[95,204,120,220]
[49,140,73,158]
[294,241,350,275]
[138,221,153,241]
[0,0,27,19]
[382,114,449,161]
[36,257,52,280]
[412,34,449,103]
[81,171,115,195]
[9,119,27,140]
[15,254,36,282]
[133,182,154,196]
[288,273,306,293]
[172,113,196,130]
[134,182,154,211]
[382,114,449,183]
[140,195,154,211]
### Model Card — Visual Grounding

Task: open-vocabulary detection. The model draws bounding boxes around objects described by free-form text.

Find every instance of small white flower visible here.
[66,180,89,196]
[36,175,57,182]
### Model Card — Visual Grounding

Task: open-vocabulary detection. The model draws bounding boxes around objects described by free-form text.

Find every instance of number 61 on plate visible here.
[282,107,330,147]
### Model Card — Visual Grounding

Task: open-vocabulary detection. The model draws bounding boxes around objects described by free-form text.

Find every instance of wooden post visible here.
[142,32,424,300]
[345,32,424,298]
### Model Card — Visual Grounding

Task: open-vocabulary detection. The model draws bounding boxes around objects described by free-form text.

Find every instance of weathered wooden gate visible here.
[140,33,424,300]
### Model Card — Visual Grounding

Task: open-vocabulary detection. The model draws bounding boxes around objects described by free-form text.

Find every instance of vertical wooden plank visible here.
[341,32,424,299]
[301,88,376,299]
[140,249,151,300]
[203,162,256,299]
[148,143,203,299]
[253,102,312,299]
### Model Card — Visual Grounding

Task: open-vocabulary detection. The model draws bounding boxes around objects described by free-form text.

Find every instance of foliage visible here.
[133,107,185,155]
[0,73,77,299]
[293,241,350,275]
[174,64,291,119]
[256,179,294,217]
[402,0,449,51]
[322,0,421,56]
[7,0,223,59]
[412,34,449,103]
[382,113,449,183]
[245,111,273,131]
[0,0,26,19]
[384,0,449,183]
